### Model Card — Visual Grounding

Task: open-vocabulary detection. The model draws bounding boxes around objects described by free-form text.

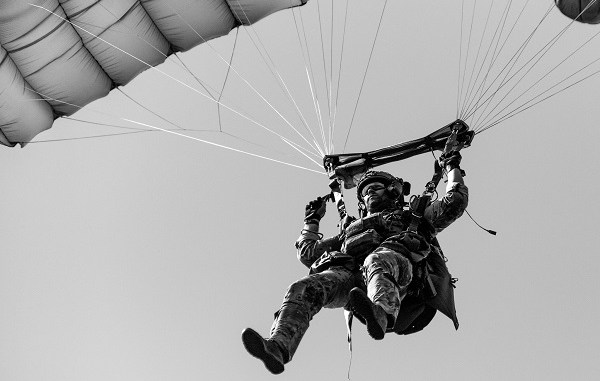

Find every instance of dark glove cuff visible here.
[304,218,321,225]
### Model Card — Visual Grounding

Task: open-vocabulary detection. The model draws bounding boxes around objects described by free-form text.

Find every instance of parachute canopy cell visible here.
[555,0,600,24]
[0,0,308,147]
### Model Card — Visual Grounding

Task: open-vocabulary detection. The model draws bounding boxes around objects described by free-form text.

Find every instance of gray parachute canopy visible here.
[0,0,307,147]
[555,0,600,24]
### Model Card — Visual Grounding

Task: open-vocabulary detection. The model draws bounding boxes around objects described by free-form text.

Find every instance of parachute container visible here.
[555,0,600,24]
[0,0,308,147]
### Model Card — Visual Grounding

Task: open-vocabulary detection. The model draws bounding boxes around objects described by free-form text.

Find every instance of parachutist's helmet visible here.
[356,170,407,202]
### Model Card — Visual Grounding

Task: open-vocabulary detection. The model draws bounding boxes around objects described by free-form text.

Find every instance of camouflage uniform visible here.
[269,181,468,362]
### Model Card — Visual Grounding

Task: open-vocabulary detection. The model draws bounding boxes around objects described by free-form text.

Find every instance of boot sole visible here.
[241,328,285,375]
[349,288,385,340]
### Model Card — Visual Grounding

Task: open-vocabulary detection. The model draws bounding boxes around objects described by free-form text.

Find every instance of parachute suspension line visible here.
[169,8,325,159]
[479,66,600,133]
[472,0,597,131]
[120,81,281,152]
[119,64,281,152]
[293,7,329,155]
[117,88,187,131]
[473,4,571,128]
[330,0,351,154]
[233,26,318,151]
[459,0,495,118]
[460,0,600,132]
[475,0,600,132]
[460,0,517,121]
[457,0,478,116]
[30,4,323,163]
[459,1,554,127]
[230,2,324,157]
[217,29,239,133]
[24,89,149,131]
[328,0,335,154]
[279,134,327,160]
[60,117,149,131]
[316,0,333,153]
[479,39,600,133]
[172,54,219,101]
[459,0,529,122]
[464,1,545,126]
[342,0,389,153]
[26,90,274,150]
[100,0,235,135]
[477,30,600,131]
[457,0,466,120]
[460,0,515,119]
[22,92,155,142]
[122,119,324,174]
[25,84,321,169]
[23,130,151,144]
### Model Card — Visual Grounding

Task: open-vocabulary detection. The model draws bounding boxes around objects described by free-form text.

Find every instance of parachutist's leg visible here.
[362,247,413,326]
[241,328,286,375]
[268,266,356,362]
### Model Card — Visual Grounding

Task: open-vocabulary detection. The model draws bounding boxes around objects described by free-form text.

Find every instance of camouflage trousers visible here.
[269,247,412,361]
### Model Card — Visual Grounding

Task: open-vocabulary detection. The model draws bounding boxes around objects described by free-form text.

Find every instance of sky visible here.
[1,1,600,380]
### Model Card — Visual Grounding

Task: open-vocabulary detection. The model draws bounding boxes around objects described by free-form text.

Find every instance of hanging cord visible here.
[464,209,497,235]
[344,309,354,380]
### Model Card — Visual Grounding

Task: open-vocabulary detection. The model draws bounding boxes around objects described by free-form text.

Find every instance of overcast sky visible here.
[2,1,599,380]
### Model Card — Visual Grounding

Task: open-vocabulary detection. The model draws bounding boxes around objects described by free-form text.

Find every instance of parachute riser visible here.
[425,123,468,193]
[412,123,472,234]
[323,119,474,190]
[324,174,348,221]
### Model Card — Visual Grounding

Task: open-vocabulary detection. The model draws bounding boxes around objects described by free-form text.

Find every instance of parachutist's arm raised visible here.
[295,223,343,269]
[424,170,469,234]
[447,167,464,186]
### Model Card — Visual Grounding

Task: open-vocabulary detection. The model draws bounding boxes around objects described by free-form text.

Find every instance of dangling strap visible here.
[344,309,354,380]
[407,193,431,233]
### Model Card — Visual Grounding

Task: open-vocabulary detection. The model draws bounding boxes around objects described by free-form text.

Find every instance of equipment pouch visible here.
[310,251,355,274]
[342,228,382,259]
[344,213,382,239]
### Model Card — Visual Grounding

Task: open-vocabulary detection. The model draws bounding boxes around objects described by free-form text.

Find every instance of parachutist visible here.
[242,156,468,374]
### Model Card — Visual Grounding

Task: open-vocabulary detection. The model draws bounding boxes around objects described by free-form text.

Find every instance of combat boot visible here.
[349,287,388,340]
[241,328,287,374]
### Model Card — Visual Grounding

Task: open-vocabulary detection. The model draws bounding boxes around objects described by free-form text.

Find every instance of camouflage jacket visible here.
[295,182,468,334]
[295,182,469,269]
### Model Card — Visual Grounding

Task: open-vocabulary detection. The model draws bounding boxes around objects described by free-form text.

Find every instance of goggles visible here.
[360,183,386,197]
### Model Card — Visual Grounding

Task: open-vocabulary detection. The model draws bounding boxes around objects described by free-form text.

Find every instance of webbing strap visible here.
[408,194,431,233]
[344,309,354,380]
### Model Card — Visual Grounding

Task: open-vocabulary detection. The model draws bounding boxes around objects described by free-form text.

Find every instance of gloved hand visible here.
[438,150,462,171]
[304,197,327,224]
[339,214,356,233]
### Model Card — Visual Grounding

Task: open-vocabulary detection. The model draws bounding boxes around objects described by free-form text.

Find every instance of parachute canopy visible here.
[0,0,307,147]
[555,0,600,24]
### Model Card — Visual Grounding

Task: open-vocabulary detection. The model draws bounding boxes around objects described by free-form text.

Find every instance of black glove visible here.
[438,151,462,171]
[304,197,326,224]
